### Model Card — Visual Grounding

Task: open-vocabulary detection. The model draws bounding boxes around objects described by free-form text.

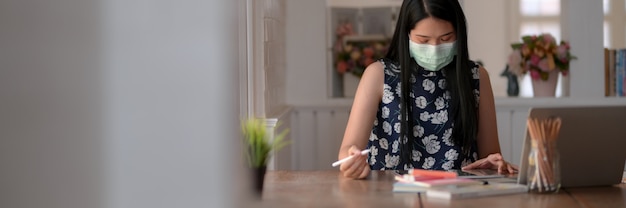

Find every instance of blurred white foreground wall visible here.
[0,0,245,207]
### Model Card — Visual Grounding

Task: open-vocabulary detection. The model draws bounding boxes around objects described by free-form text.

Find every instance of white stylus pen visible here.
[331,149,371,167]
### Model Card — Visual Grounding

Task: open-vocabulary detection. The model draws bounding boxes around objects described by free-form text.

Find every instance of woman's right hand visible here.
[339,146,370,179]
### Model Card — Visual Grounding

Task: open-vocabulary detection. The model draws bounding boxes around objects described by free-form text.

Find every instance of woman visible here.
[337,0,517,179]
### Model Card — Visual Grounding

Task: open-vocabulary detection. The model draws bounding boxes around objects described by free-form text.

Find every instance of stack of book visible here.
[605,48,626,97]
[393,169,528,199]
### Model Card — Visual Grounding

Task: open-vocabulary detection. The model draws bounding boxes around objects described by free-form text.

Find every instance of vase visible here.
[252,166,267,196]
[560,72,570,97]
[527,138,561,193]
[532,70,559,97]
[343,74,360,97]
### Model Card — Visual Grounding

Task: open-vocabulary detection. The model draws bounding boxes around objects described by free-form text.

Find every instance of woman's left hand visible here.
[462,153,518,174]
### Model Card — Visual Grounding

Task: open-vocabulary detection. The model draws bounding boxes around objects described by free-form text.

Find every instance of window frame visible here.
[603,0,626,48]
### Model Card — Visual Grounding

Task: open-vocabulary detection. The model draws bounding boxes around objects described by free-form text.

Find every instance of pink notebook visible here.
[396,176,482,188]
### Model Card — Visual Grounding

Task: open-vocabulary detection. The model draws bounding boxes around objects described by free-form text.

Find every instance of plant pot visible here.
[532,70,559,97]
[252,166,267,195]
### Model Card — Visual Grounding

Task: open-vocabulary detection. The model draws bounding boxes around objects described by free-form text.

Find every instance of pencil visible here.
[331,149,371,167]
[527,117,561,192]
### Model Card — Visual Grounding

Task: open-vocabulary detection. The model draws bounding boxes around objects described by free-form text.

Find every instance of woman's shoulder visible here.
[379,57,398,67]
[377,58,401,76]
[361,60,385,82]
[364,60,384,73]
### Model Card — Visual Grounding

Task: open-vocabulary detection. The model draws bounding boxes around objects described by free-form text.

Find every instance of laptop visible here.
[517,106,626,187]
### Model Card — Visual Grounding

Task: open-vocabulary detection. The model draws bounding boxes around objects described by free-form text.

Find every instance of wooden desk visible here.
[255,170,626,208]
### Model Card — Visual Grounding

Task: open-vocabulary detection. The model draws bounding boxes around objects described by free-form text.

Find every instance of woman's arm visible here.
[476,66,501,158]
[337,62,384,179]
[462,66,517,173]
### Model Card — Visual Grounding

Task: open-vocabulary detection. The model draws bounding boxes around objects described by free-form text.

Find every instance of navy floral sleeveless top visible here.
[367,58,480,171]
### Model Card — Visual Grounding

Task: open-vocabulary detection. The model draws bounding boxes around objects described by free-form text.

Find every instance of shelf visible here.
[290,97,626,109]
[494,97,626,108]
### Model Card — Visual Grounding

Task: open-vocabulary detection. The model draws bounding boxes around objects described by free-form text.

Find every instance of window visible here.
[520,0,560,16]
[514,0,563,97]
[604,0,626,49]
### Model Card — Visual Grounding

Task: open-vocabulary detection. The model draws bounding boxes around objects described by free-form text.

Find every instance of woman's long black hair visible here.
[385,0,478,165]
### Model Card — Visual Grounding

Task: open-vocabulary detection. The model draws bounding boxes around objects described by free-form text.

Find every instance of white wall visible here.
[463,1,509,97]
[562,0,605,98]
[264,0,289,116]
[0,0,245,207]
[286,0,329,106]
[0,1,105,207]
[102,1,245,207]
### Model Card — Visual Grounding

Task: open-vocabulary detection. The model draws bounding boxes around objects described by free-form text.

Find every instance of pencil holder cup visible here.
[527,139,561,193]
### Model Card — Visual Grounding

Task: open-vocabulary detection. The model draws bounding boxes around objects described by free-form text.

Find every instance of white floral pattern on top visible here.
[382,106,390,119]
[472,67,480,79]
[442,128,454,146]
[423,79,436,93]
[383,121,392,136]
[385,154,400,168]
[392,140,400,153]
[382,84,394,104]
[419,111,430,122]
[422,135,441,154]
[415,96,428,109]
[379,138,389,150]
[369,132,377,142]
[422,157,435,169]
[367,58,480,171]
[442,160,454,170]
[394,122,401,134]
[430,110,448,125]
[438,79,447,90]
[413,125,424,138]
[412,150,422,162]
[445,149,459,161]
[435,97,446,110]
[395,82,402,96]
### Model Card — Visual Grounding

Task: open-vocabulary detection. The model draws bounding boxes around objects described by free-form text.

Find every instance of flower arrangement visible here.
[508,33,576,81]
[333,22,389,78]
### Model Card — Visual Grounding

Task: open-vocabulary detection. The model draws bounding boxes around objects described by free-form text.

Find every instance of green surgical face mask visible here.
[408,40,457,71]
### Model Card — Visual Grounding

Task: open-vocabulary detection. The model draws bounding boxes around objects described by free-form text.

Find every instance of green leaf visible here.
[271,129,291,154]
[241,118,291,168]
[511,43,523,49]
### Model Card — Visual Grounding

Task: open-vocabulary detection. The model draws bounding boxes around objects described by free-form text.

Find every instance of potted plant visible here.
[241,118,290,194]
[507,33,576,96]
